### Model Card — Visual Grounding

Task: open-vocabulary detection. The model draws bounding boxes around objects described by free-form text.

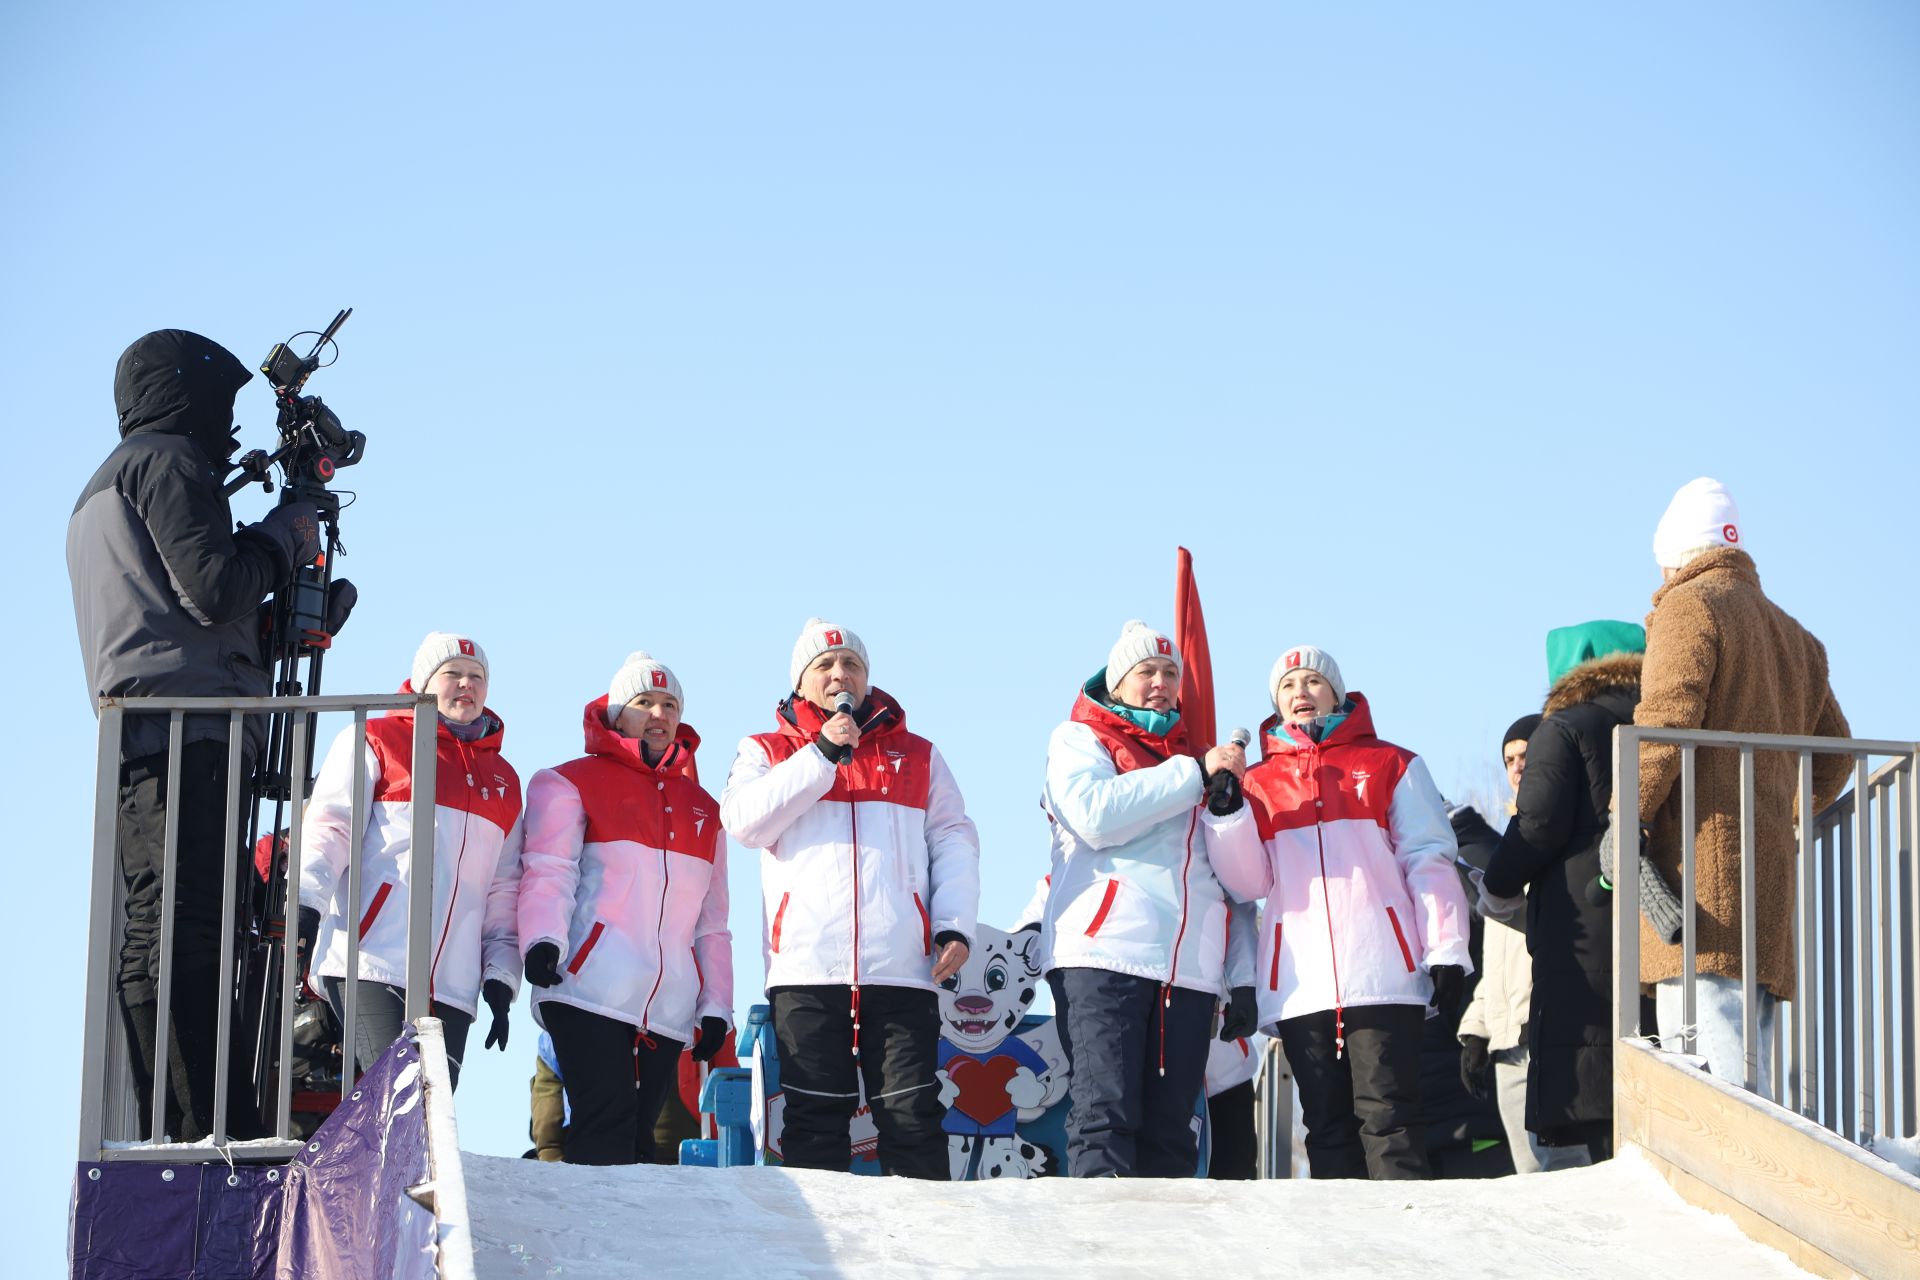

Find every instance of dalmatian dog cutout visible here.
[935,921,1068,1177]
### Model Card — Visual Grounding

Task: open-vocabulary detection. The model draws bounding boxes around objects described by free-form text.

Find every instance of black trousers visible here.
[1207,1079,1258,1180]
[772,984,947,1179]
[115,739,261,1141]
[1278,1002,1431,1179]
[322,978,474,1088]
[543,1001,684,1166]
[1050,968,1214,1178]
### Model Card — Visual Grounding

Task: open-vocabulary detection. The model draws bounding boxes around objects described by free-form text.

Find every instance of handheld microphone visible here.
[1228,727,1251,750]
[834,691,855,717]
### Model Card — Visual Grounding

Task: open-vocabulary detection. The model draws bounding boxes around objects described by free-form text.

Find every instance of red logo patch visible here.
[651,670,668,689]
[1723,524,1739,544]
[1286,650,1301,669]
[1156,637,1172,656]
[825,629,843,647]
[458,639,475,657]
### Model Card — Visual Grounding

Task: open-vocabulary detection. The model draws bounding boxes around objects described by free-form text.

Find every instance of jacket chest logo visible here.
[1351,769,1371,803]
[884,750,906,774]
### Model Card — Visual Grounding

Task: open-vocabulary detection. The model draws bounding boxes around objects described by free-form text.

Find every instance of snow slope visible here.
[463,1147,1810,1279]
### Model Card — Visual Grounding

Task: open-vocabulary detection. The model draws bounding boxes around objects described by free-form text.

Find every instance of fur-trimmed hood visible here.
[1544,651,1643,716]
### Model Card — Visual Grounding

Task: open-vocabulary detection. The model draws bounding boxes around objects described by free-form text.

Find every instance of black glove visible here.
[250,500,322,572]
[296,905,321,986]
[1459,1034,1491,1099]
[813,731,853,765]
[324,578,357,636]
[689,1016,729,1062]
[1205,769,1244,816]
[483,979,513,1051]
[1219,986,1258,1041]
[524,941,564,988]
[1429,963,1466,1014]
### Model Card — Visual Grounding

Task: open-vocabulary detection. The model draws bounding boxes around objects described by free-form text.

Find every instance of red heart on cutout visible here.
[946,1054,1021,1126]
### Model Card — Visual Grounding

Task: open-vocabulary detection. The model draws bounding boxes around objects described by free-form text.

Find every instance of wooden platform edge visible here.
[1615,1039,1920,1280]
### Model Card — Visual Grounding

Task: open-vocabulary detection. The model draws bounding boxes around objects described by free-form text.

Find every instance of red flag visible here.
[1175,546,1216,758]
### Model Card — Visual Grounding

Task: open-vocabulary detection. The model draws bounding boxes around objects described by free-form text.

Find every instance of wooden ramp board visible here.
[1615,1038,1920,1280]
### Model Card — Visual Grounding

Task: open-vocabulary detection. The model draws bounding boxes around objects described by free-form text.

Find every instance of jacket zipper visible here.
[568,921,606,974]
[1269,921,1283,990]
[849,774,863,1059]
[1385,905,1416,973]
[640,780,671,1030]
[771,892,790,953]
[427,736,476,1004]
[1084,879,1121,937]
[913,892,931,956]
[1309,748,1347,1058]
[358,882,394,940]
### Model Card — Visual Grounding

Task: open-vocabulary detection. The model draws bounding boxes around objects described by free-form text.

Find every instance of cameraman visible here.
[67,328,337,1141]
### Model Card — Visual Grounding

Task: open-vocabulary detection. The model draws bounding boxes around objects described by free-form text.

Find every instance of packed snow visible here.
[462,1146,1811,1279]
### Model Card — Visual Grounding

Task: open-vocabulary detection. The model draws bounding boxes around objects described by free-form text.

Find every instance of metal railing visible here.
[1612,725,1919,1148]
[78,692,438,1162]
[1253,1037,1295,1179]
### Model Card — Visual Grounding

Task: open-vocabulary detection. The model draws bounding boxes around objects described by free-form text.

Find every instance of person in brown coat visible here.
[1634,478,1851,1092]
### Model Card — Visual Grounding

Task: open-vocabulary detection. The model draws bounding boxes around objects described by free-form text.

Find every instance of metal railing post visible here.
[1682,745,1698,1054]
[1739,747,1758,1093]
[1796,751,1816,1118]
[78,703,125,1159]
[405,699,438,1023]
[277,712,310,1139]
[1877,781,1896,1138]
[150,712,186,1141]
[342,711,368,1098]
[1851,755,1873,1142]
[1908,759,1920,1138]
[212,711,245,1145]
[1614,726,1643,1047]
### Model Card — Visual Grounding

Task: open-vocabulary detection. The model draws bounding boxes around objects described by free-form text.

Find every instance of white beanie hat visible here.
[1270,645,1346,710]
[608,651,683,724]
[411,631,488,693]
[1653,477,1742,569]
[1106,620,1182,691]
[790,618,869,691]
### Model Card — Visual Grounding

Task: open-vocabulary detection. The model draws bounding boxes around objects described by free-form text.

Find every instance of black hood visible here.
[113,329,253,465]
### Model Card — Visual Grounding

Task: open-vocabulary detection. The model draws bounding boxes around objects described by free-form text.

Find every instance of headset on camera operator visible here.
[68,328,354,1141]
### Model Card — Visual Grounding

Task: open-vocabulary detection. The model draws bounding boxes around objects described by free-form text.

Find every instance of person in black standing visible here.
[68,329,332,1140]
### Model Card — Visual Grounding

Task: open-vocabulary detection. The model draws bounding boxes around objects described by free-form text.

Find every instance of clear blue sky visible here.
[5,3,1916,1269]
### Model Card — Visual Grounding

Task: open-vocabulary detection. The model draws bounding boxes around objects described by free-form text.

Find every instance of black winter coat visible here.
[67,330,285,761]
[1482,652,1641,1146]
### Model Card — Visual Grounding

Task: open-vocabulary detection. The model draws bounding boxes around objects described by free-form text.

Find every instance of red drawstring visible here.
[634,1030,657,1084]
[1158,985,1170,1077]
[850,986,862,1060]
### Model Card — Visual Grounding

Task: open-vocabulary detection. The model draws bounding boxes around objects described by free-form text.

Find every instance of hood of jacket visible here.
[1069,677,1190,760]
[1260,691,1378,757]
[773,685,907,742]
[391,679,507,750]
[113,329,253,466]
[1543,651,1644,717]
[579,693,701,775]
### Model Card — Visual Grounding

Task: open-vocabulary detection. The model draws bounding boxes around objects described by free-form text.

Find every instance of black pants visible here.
[115,739,261,1141]
[1050,968,1214,1178]
[544,1001,684,1166]
[322,977,474,1088]
[1278,1002,1431,1179]
[772,984,947,1179]
[1207,1079,1257,1180]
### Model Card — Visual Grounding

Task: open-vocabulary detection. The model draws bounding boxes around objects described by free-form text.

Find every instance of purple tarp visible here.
[72,1026,439,1280]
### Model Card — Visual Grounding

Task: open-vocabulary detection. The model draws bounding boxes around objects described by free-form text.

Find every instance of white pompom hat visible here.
[789,619,869,691]
[608,651,683,724]
[1105,620,1182,690]
[411,631,487,693]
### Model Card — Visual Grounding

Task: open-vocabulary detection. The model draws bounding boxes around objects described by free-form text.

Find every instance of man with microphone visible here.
[721,619,979,1178]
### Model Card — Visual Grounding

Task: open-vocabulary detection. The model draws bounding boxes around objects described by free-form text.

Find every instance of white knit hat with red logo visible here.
[1270,645,1345,710]
[790,619,869,692]
[1106,620,1182,690]
[1653,477,1742,569]
[411,631,488,694]
[608,651,683,723]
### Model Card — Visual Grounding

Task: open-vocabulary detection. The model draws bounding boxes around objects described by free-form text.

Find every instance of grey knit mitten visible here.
[1598,823,1685,945]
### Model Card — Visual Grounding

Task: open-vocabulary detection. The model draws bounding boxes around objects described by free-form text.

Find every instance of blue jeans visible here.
[1655,974,1777,1097]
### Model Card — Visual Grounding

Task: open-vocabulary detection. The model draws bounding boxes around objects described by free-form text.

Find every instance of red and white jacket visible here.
[720,688,979,994]
[1041,690,1230,996]
[518,698,733,1045]
[299,692,525,1018]
[1201,693,1470,1030]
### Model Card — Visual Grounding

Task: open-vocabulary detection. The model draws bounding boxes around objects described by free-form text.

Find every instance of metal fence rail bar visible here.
[1613,725,1920,1153]
[80,691,438,1164]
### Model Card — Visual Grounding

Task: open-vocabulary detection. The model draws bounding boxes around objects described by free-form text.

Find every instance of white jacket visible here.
[299,704,524,1018]
[720,689,979,993]
[518,700,733,1044]
[1041,689,1230,996]
[1460,914,1530,1051]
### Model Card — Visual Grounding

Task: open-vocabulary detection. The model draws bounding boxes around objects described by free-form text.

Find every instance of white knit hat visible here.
[411,631,488,693]
[1105,620,1182,691]
[608,651,683,724]
[789,618,868,691]
[1653,477,1742,569]
[1270,645,1346,710]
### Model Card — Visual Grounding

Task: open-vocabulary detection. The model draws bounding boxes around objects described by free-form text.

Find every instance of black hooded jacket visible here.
[68,330,287,760]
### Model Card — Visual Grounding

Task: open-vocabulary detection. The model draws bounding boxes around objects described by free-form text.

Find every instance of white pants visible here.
[1655,974,1778,1098]
[1493,1043,1589,1175]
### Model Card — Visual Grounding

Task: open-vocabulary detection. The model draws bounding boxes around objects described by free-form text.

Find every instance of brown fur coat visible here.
[1633,548,1850,997]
